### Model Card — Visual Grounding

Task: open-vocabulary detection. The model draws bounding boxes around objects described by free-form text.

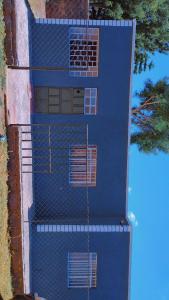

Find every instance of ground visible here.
[0,145,12,300]
[0,126,13,300]
[0,0,34,297]
[6,0,33,295]
[0,0,13,298]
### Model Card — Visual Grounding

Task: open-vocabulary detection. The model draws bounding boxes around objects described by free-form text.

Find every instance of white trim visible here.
[35,18,134,27]
[36,224,131,233]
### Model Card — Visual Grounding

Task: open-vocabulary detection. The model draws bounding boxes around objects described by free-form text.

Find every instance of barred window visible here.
[68,252,97,288]
[69,145,97,187]
[69,27,99,77]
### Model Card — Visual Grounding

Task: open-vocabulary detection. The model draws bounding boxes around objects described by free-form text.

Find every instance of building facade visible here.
[24,2,136,300]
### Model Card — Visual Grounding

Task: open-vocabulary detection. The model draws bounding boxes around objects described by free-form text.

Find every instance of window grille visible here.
[69,27,99,77]
[68,252,97,288]
[84,88,97,115]
[69,145,97,187]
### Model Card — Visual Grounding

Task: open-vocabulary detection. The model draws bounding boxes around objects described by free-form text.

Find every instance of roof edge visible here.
[35,18,135,27]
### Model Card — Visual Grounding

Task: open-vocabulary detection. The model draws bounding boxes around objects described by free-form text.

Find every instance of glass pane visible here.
[91,107,96,115]
[85,97,90,105]
[85,88,91,96]
[91,97,96,105]
[91,88,97,96]
[85,106,90,114]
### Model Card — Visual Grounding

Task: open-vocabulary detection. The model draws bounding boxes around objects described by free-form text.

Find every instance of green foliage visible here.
[90,0,169,73]
[131,78,169,153]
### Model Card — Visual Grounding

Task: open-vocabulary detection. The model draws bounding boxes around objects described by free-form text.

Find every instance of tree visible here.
[131,78,169,153]
[90,0,169,73]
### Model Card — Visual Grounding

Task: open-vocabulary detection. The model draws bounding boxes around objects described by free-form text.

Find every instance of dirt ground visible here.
[3,0,17,66]
[0,1,13,298]
[7,126,24,295]
[0,89,5,132]
[6,0,33,295]
[0,94,13,300]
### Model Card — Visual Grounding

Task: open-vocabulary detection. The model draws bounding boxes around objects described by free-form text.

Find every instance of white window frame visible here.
[84,88,97,115]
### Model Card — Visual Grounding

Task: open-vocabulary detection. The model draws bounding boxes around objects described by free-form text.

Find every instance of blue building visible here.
[25,3,136,300]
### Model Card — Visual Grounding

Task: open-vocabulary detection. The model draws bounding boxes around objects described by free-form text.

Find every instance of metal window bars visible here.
[68,252,97,288]
[69,145,97,186]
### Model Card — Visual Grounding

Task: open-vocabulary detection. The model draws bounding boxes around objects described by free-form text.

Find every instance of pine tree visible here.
[90,0,169,73]
[131,78,169,153]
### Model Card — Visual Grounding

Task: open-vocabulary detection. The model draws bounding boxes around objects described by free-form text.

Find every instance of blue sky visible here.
[129,52,169,300]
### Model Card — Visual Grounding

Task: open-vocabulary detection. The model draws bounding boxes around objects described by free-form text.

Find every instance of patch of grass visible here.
[0,0,5,88]
[0,141,13,300]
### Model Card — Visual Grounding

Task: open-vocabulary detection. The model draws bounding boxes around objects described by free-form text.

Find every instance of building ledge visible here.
[35,18,134,27]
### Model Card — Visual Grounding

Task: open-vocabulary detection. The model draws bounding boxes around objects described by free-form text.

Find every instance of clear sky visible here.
[129,52,169,300]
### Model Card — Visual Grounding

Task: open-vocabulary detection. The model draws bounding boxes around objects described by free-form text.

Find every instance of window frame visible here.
[84,88,97,115]
[69,27,99,77]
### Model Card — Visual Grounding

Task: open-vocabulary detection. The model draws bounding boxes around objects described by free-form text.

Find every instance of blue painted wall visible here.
[29,19,135,300]
[31,229,130,300]
[31,23,134,219]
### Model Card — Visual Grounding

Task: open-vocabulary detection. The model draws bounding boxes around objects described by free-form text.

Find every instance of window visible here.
[69,145,97,187]
[84,88,97,115]
[68,252,97,288]
[69,27,99,77]
[35,87,97,115]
